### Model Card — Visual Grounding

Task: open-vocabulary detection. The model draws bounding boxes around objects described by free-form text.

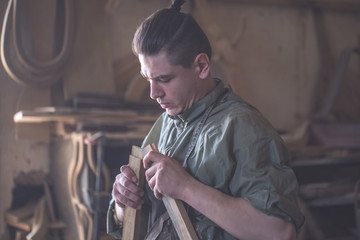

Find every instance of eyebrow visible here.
[140,72,175,82]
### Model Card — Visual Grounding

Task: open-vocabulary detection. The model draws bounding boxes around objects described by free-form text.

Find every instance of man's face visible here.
[139,52,202,116]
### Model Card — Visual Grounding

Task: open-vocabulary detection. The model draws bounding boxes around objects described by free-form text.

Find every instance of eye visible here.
[146,75,174,83]
[158,77,171,83]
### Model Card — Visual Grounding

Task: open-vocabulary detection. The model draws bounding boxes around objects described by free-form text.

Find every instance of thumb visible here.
[143,151,163,169]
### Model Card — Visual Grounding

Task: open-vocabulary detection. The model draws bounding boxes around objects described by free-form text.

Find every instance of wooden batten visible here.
[142,144,199,240]
[122,150,146,240]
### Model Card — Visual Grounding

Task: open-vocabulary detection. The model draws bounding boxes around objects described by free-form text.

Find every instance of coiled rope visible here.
[0,0,75,88]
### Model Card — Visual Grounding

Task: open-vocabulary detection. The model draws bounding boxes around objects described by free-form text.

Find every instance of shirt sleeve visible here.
[230,136,305,232]
[193,113,304,232]
[106,198,123,239]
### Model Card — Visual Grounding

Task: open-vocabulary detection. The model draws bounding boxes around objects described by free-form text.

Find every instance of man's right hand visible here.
[112,165,145,211]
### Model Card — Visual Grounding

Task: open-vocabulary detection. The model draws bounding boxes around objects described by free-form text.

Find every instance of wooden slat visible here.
[142,144,199,240]
[122,154,145,240]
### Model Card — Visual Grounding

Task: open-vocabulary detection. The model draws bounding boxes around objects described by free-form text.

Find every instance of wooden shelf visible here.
[292,154,360,167]
[13,107,160,142]
[305,192,356,207]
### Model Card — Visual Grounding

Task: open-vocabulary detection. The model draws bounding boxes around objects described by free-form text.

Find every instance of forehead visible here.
[139,52,174,78]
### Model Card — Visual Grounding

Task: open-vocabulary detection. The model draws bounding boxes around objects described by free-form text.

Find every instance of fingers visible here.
[146,171,163,200]
[143,151,174,199]
[113,190,144,210]
[111,166,145,210]
[154,189,163,200]
[145,162,165,200]
[120,165,138,183]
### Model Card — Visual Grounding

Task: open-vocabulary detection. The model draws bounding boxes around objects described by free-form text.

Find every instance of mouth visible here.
[157,100,170,109]
[159,103,170,109]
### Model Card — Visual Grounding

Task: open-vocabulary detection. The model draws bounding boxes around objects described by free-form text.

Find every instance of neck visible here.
[200,75,216,98]
[184,75,216,113]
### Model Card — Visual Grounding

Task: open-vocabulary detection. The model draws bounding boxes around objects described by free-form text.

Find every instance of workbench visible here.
[291,147,360,239]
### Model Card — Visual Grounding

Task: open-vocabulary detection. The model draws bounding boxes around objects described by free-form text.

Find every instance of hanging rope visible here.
[0,0,75,88]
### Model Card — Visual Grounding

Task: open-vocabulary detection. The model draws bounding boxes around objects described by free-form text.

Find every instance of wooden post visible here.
[142,144,199,240]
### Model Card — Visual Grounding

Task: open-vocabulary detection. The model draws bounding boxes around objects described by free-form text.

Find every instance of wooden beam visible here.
[142,144,199,240]
[122,151,146,240]
[209,0,360,12]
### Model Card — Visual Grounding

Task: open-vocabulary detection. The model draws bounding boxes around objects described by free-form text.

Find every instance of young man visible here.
[108,1,304,239]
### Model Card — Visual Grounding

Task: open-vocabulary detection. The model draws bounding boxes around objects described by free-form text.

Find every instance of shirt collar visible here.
[171,78,227,123]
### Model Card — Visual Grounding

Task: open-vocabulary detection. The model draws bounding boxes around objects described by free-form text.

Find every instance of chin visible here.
[166,110,176,116]
[166,109,180,116]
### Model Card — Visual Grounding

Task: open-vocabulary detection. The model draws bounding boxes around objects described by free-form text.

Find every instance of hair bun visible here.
[170,0,185,12]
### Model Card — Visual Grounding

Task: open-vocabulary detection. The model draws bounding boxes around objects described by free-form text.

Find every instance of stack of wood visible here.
[5,182,66,240]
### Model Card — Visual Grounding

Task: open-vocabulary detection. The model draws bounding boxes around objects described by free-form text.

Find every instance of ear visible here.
[193,53,210,79]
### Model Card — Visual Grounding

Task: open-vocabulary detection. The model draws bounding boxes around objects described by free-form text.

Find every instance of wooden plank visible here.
[122,154,145,240]
[131,145,143,159]
[162,197,199,240]
[6,216,33,232]
[142,144,199,240]
[5,201,37,224]
[14,108,158,124]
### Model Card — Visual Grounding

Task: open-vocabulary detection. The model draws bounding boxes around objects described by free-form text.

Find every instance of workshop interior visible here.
[0,0,360,239]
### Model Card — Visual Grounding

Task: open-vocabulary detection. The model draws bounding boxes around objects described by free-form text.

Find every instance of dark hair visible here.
[132,0,212,68]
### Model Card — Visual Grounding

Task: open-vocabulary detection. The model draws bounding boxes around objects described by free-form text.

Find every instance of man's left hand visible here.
[143,150,190,200]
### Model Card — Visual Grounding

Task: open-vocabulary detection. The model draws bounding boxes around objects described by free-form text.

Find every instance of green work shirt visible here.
[141,80,304,239]
[107,80,304,239]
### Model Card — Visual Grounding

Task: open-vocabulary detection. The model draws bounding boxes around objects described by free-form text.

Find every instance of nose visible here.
[149,80,164,100]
